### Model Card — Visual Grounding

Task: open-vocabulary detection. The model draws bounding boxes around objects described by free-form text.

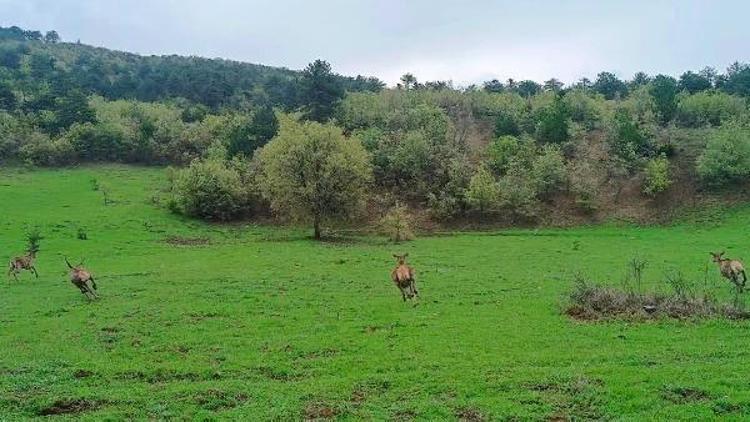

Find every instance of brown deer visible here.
[710,251,747,291]
[391,253,418,301]
[7,250,39,281]
[65,257,98,299]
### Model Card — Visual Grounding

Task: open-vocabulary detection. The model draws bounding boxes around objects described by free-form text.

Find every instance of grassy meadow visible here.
[1,165,750,420]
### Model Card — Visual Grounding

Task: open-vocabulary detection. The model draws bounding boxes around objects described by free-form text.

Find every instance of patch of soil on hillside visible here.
[303,402,338,420]
[455,406,486,421]
[164,235,210,246]
[38,399,104,416]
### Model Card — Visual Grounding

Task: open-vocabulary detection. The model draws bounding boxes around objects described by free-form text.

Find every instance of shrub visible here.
[563,89,603,130]
[697,123,750,186]
[531,145,567,197]
[171,156,254,221]
[486,135,535,175]
[607,108,654,167]
[426,155,472,220]
[465,165,500,214]
[643,155,672,196]
[19,132,76,166]
[380,202,414,242]
[493,110,521,137]
[568,160,601,213]
[497,166,539,218]
[534,96,570,143]
[676,91,747,127]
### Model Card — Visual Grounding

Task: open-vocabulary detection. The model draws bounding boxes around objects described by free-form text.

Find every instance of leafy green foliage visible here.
[534,95,570,143]
[227,105,279,158]
[299,60,345,123]
[170,154,254,221]
[607,108,653,166]
[531,145,567,197]
[465,165,500,213]
[697,123,750,186]
[649,75,678,124]
[678,70,713,94]
[380,202,414,242]
[643,155,672,196]
[593,71,628,100]
[257,116,372,239]
[676,91,747,127]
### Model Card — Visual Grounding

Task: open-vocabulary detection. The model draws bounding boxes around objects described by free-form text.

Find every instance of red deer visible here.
[65,257,98,299]
[7,250,38,281]
[710,251,747,291]
[391,253,418,301]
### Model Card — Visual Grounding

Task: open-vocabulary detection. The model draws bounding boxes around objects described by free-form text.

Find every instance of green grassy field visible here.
[1,165,750,420]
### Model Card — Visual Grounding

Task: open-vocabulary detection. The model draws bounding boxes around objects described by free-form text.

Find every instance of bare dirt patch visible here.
[38,399,104,416]
[455,406,486,421]
[303,402,338,420]
[194,389,250,411]
[662,386,711,404]
[164,235,211,246]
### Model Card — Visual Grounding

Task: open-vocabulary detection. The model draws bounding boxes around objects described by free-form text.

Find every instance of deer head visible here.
[710,251,726,263]
[393,253,409,265]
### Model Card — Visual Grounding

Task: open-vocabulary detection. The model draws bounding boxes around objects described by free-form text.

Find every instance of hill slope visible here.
[0,25,383,109]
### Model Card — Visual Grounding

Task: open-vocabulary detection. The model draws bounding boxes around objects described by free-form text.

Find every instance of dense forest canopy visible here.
[2,25,750,231]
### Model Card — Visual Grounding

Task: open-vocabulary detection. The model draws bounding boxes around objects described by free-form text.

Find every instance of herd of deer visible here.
[6,247,747,301]
[7,250,98,299]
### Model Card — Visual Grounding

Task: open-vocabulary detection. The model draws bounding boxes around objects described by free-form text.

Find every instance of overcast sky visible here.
[1,0,748,86]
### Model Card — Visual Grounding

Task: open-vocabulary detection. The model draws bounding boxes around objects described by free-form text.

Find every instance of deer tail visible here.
[64,256,73,269]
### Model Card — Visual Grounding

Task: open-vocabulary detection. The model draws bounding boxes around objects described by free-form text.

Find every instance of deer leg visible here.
[412,280,419,297]
[401,288,406,302]
[87,283,98,298]
[89,276,98,290]
[31,266,38,278]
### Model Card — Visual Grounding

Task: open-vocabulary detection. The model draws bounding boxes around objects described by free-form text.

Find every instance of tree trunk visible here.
[313,216,321,240]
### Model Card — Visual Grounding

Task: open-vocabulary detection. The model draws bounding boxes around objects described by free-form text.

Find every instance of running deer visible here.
[710,251,747,291]
[65,257,98,299]
[7,250,38,281]
[391,253,418,301]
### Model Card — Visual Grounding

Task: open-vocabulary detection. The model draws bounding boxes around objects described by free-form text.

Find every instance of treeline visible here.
[0,25,383,112]
[2,25,750,234]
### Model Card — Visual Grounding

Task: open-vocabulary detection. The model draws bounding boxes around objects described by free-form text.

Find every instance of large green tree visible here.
[299,59,345,123]
[593,72,628,100]
[649,74,678,124]
[227,104,279,157]
[257,116,372,239]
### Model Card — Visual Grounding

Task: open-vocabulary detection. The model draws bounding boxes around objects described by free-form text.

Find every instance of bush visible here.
[19,132,76,166]
[380,202,414,242]
[465,165,500,214]
[171,156,254,221]
[568,160,601,212]
[697,123,750,186]
[497,166,539,218]
[531,145,567,197]
[607,108,654,166]
[493,110,521,137]
[485,135,535,176]
[676,91,747,127]
[534,96,570,143]
[563,89,603,130]
[643,155,672,196]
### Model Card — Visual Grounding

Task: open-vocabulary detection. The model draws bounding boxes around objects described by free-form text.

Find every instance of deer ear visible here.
[392,254,398,258]
[404,253,409,257]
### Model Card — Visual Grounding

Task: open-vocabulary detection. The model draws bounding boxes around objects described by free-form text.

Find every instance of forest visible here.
[2,25,750,235]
